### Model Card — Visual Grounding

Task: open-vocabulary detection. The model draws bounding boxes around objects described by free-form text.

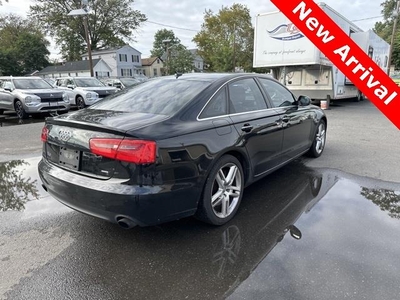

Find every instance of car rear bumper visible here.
[38,158,200,226]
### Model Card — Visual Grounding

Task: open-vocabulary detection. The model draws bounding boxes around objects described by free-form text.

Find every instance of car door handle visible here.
[241,124,253,132]
[282,116,290,123]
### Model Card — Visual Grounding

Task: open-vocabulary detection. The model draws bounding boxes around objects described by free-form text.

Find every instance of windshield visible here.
[13,79,53,89]
[89,78,210,116]
[74,78,105,87]
[120,78,141,87]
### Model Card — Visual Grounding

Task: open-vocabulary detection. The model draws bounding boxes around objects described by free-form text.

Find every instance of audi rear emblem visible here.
[59,129,72,142]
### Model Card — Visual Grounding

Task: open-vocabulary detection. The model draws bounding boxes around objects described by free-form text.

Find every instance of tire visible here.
[76,96,85,109]
[307,120,326,158]
[195,155,244,225]
[14,100,29,119]
[354,91,364,102]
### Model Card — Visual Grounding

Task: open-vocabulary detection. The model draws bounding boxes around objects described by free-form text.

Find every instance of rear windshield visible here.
[89,78,210,115]
[13,79,53,89]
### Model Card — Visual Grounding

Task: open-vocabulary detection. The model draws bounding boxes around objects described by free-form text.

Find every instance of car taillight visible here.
[41,126,49,142]
[89,138,156,164]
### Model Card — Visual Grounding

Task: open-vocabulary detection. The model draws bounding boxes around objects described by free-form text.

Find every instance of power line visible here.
[146,20,198,32]
[352,16,383,22]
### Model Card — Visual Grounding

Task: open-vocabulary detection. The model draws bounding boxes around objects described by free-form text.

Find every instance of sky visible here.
[0,0,384,60]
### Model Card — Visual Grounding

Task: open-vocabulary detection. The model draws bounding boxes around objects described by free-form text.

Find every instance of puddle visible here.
[0,115,45,127]
[1,159,400,299]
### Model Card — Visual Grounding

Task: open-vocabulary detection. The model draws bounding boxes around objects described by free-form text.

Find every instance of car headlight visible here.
[62,93,69,102]
[24,95,40,105]
[86,92,99,99]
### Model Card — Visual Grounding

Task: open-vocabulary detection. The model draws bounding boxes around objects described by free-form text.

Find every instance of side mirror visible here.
[67,84,75,89]
[4,87,13,92]
[298,95,311,106]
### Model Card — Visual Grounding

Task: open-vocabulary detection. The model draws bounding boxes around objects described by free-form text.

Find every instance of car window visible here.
[90,78,210,116]
[258,78,296,107]
[199,88,227,119]
[228,78,267,114]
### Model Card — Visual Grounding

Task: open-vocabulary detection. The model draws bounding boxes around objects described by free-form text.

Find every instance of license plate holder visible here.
[59,147,80,170]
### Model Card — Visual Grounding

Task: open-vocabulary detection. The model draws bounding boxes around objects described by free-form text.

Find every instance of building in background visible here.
[37,59,112,78]
[141,57,164,77]
[189,49,204,72]
[81,45,142,77]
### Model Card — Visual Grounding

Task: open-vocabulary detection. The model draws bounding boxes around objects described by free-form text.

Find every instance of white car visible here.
[55,77,117,109]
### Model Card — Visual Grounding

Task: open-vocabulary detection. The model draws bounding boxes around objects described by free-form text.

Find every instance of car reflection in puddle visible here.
[1,158,400,300]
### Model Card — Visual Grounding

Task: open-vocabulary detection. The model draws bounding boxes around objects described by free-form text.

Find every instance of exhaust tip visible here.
[116,216,136,229]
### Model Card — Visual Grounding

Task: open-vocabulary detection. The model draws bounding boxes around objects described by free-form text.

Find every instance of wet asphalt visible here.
[0,100,399,299]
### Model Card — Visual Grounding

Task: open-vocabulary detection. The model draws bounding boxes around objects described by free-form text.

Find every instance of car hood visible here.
[78,87,116,92]
[50,108,170,133]
[17,89,62,95]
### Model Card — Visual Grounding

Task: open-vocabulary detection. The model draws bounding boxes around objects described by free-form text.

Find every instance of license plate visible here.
[59,147,80,170]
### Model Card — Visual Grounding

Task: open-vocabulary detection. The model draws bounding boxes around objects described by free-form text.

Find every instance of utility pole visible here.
[233,23,236,73]
[388,0,400,75]
[162,39,171,75]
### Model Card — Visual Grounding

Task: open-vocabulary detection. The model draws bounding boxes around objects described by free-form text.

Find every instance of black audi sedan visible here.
[38,73,327,228]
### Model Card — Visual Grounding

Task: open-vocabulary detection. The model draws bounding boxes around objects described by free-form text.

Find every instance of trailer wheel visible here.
[354,91,364,102]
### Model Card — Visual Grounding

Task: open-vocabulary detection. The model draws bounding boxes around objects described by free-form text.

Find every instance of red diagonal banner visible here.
[270,0,400,129]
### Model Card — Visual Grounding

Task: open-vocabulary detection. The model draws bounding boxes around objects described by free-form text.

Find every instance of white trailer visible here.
[253,2,390,101]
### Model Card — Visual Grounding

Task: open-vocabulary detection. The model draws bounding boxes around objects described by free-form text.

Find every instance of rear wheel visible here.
[14,100,29,119]
[307,120,326,158]
[76,96,85,109]
[196,155,244,225]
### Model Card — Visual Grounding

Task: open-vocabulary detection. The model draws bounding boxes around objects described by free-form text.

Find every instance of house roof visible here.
[82,45,142,57]
[141,57,163,66]
[189,49,203,60]
[37,59,102,74]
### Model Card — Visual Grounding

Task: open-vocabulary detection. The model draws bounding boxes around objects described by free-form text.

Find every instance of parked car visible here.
[103,77,142,90]
[38,73,327,228]
[0,76,70,119]
[55,77,117,109]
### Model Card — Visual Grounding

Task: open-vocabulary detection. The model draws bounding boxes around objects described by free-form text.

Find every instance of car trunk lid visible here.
[43,109,167,179]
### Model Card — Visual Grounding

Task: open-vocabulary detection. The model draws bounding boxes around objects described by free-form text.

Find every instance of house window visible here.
[157,59,160,64]
[197,62,201,69]
[142,69,146,76]
[132,55,139,63]
[121,68,130,77]
[119,54,128,62]
[154,68,157,76]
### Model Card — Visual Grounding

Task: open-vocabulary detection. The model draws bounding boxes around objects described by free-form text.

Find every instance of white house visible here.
[81,45,142,77]
[37,59,112,78]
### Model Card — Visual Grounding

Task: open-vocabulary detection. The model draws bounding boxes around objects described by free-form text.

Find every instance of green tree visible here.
[193,3,254,72]
[150,29,181,58]
[374,0,400,68]
[0,14,50,75]
[29,0,147,61]
[165,44,194,75]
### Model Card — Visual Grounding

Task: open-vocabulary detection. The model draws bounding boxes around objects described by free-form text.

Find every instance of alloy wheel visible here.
[211,163,242,219]
[315,122,326,154]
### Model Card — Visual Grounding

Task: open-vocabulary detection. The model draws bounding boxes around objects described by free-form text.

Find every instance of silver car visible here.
[0,77,70,119]
[55,77,117,109]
